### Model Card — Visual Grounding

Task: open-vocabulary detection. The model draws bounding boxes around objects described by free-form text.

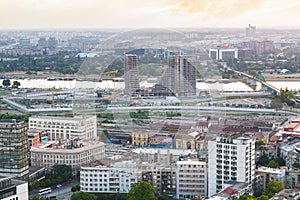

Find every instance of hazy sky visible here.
[0,0,299,29]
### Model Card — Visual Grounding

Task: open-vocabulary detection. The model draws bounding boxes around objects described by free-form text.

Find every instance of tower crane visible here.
[101,70,118,102]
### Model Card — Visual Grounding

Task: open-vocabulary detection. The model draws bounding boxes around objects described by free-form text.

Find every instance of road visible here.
[30,179,79,200]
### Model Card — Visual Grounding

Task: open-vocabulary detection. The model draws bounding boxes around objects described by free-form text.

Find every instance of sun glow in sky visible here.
[0,0,299,29]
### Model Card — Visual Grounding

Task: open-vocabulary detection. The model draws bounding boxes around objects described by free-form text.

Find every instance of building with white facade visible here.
[28,115,97,140]
[208,135,255,197]
[80,161,138,193]
[256,167,286,192]
[0,176,28,200]
[209,48,238,61]
[30,139,105,171]
[176,159,207,199]
[133,148,198,165]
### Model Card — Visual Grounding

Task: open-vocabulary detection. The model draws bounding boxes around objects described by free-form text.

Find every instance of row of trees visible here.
[29,164,73,191]
[238,182,284,200]
[0,113,30,122]
[0,52,82,74]
[270,88,297,110]
[2,79,21,88]
[256,154,286,168]
[70,181,158,200]
[129,110,150,119]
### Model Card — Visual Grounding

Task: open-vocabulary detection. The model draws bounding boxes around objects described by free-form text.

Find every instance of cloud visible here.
[169,0,263,18]
[0,0,299,29]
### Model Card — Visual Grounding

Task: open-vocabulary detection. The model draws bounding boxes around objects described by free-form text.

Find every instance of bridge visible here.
[227,68,280,94]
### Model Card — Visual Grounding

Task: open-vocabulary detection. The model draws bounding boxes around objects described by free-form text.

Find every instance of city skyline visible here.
[0,0,299,29]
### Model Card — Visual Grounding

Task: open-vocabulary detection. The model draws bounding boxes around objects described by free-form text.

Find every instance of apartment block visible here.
[161,55,196,96]
[0,120,29,180]
[133,148,198,165]
[0,176,28,200]
[80,161,138,193]
[256,167,286,193]
[286,169,300,189]
[176,159,207,199]
[124,54,140,95]
[139,163,177,196]
[209,48,238,61]
[208,135,255,197]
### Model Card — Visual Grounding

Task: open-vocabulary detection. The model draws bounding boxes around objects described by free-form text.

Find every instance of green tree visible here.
[256,195,269,200]
[268,160,279,168]
[279,89,295,106]
[2,79,11,87]
[71,192,96,200]
[157,194,169,200]
[275,157,286,166]
[255,140,266,146]
[256,154,269,166]
[127,135,132,144]
[238,194,256,200]
[265,182,284,198]
[127,181,157,200]
[292,162,300,169]
[51,164,73,183]
[12,80,21,88]
[71,184,80,192]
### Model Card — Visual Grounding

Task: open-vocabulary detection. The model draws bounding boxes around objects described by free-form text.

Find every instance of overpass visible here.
[227,68,280,94]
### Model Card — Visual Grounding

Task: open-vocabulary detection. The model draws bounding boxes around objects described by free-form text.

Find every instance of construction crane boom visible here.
[101,70,118,102]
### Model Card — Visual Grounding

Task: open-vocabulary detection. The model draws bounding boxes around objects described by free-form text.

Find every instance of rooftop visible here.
[176,159,206,166]
[257,167,286,176]
[280,145,294,152]
[132,148,197,156]
[31,139,104,153]
[30,115,95,121]
[0,120,25,129]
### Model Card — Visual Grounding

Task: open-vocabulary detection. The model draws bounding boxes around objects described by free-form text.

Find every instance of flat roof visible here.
[280,145,294,152]
[257,167,286,176]
[177,159,206,165]
[31,139,104,154]
[291,116,300,123]
[132,148,197,155]
[285,123,299,129]
[29,115,95,121]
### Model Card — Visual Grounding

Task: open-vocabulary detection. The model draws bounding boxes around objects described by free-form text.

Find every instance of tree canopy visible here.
[256,195,269,200]
[127,181,157,200]
[265,182,284,198]
[268,160,279,168]
[12,80,21,88]
[2,79,11,87]
[255,140,266,146]
[71,192,96,200]
[238,194,256,200]
[279,89,295,106]
[51,164,73,183]
[256,154,269,166]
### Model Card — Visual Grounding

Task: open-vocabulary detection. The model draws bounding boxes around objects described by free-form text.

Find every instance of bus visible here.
[38,187,52,196]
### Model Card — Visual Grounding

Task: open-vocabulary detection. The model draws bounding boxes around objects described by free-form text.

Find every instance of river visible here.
[1,79,299,92]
